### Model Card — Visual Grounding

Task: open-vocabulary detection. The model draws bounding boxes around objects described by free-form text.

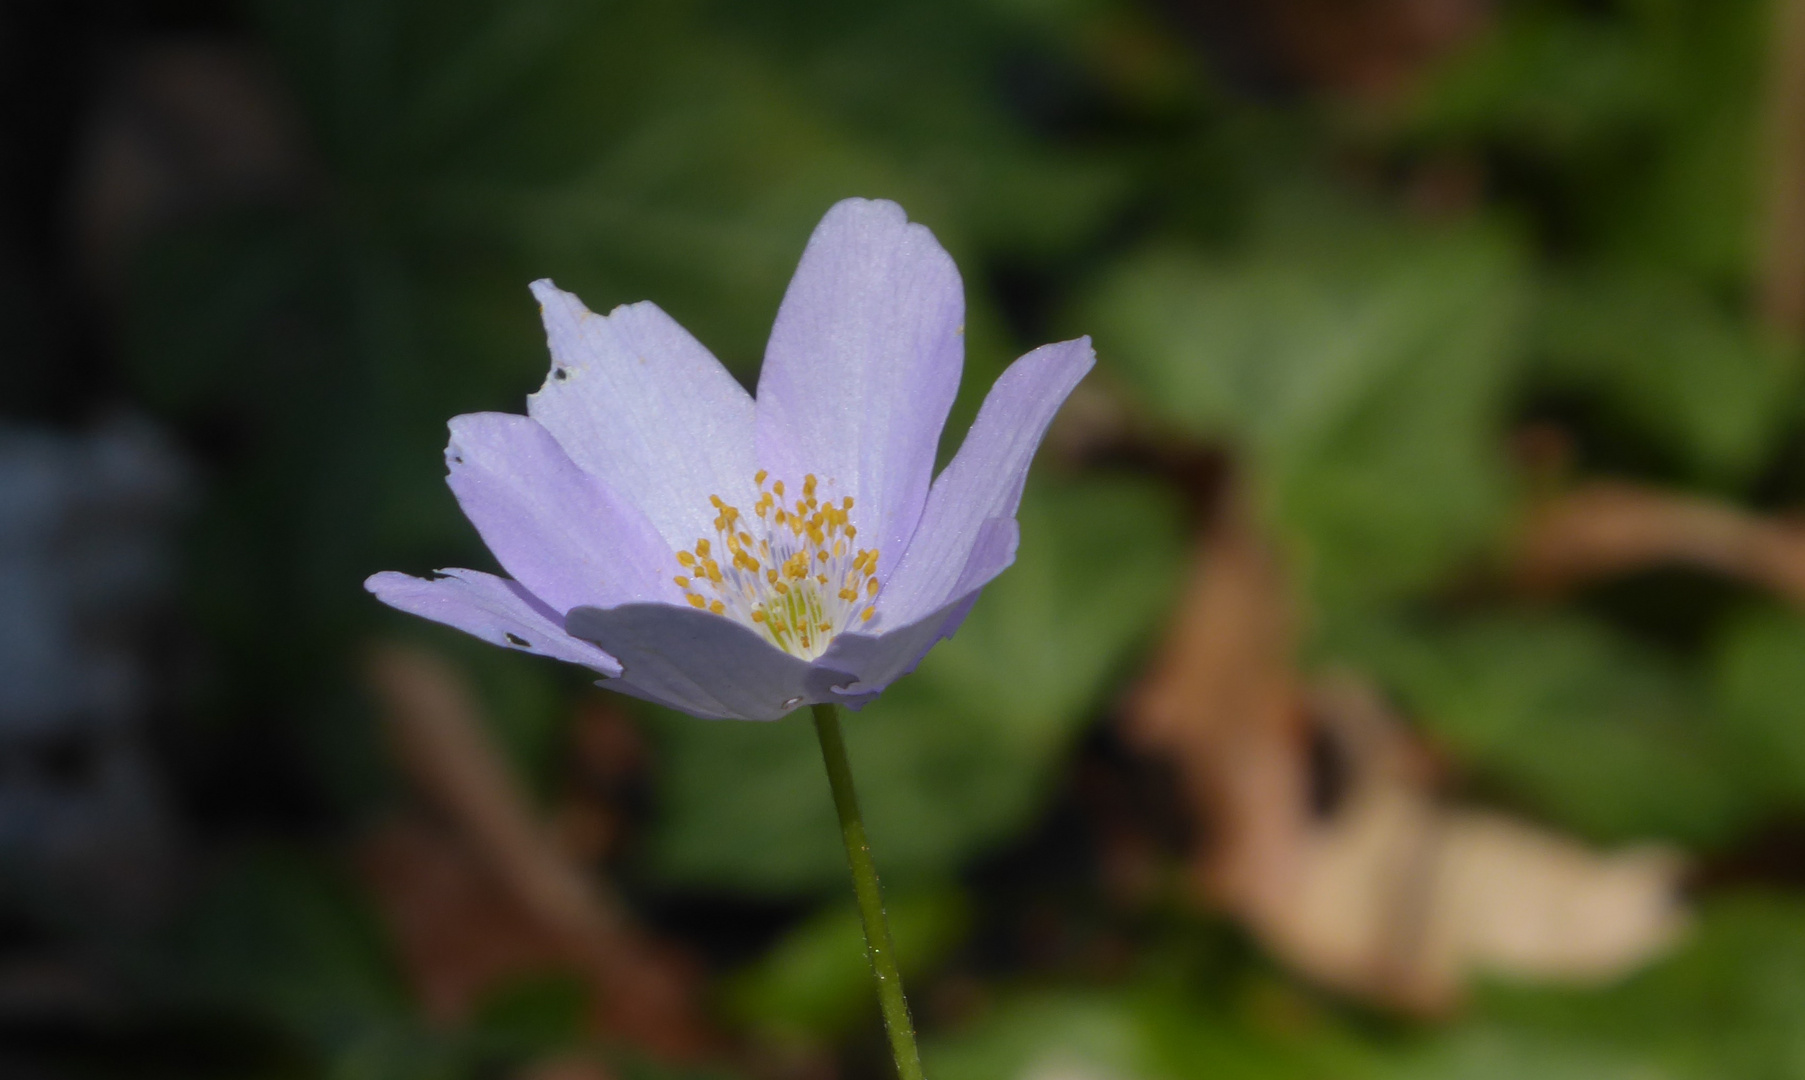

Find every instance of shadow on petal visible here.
[567,603,856,721]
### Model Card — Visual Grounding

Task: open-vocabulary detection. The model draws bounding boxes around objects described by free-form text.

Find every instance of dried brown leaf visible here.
[1514,481,1805,604]
[1125,479,1687,1012]
[364,642,717,1059]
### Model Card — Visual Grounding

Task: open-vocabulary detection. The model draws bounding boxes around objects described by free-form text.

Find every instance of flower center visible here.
[674,471,880,660]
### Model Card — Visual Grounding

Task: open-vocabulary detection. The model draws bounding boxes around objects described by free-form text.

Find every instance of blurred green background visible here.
[10,0,1805,1077]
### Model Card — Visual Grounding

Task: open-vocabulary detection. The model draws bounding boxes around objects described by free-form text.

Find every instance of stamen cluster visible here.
[675,471,880,659]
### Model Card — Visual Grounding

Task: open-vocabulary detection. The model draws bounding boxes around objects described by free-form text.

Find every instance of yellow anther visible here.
[845,525,857,539]
[674,475,878,658]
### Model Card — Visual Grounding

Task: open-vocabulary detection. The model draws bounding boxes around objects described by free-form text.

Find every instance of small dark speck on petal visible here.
[553,368,568,381]
[504,633,530,647]
[451,455,464,464]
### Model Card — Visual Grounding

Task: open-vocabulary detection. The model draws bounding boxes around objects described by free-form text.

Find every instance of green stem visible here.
[811,702,926,1080]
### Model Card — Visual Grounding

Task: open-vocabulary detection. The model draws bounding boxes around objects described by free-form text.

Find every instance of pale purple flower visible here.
[366,199,1092,720]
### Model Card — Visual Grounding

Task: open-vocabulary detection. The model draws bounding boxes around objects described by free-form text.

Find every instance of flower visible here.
[366,199,1092,720]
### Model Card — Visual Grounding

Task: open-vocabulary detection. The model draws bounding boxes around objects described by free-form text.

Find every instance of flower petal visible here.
[366,569,620,675]
[445,413,678,613]
[755,199,963,566]
[874,337,1093,627]
[816,517,1016,700]
[565,603,853,721]
[527,281,757,550]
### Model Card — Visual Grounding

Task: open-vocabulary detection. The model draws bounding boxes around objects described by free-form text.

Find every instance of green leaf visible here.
[1088,200,1523,607]
[1390,1027,1670,1080]
[1712,608,1805,808]
[1405,0,1769,282]
[1475,894,1805,1080]
[469,973,589,1052]
[1534,268,1794,481]
[1406,6,1665,152]
[925,985,1387,1080]
[925,995,1146,1080]
[1338,612,1752,846]
[723,888,968,1042]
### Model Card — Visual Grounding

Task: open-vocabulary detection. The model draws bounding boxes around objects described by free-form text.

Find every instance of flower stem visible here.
[811,702,926,1080]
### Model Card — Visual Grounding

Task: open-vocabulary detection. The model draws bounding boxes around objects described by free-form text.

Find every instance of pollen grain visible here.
[673,471,881,659]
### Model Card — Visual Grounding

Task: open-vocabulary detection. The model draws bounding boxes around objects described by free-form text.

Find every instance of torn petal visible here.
[366,569,620,676]
[529,282,758,550]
